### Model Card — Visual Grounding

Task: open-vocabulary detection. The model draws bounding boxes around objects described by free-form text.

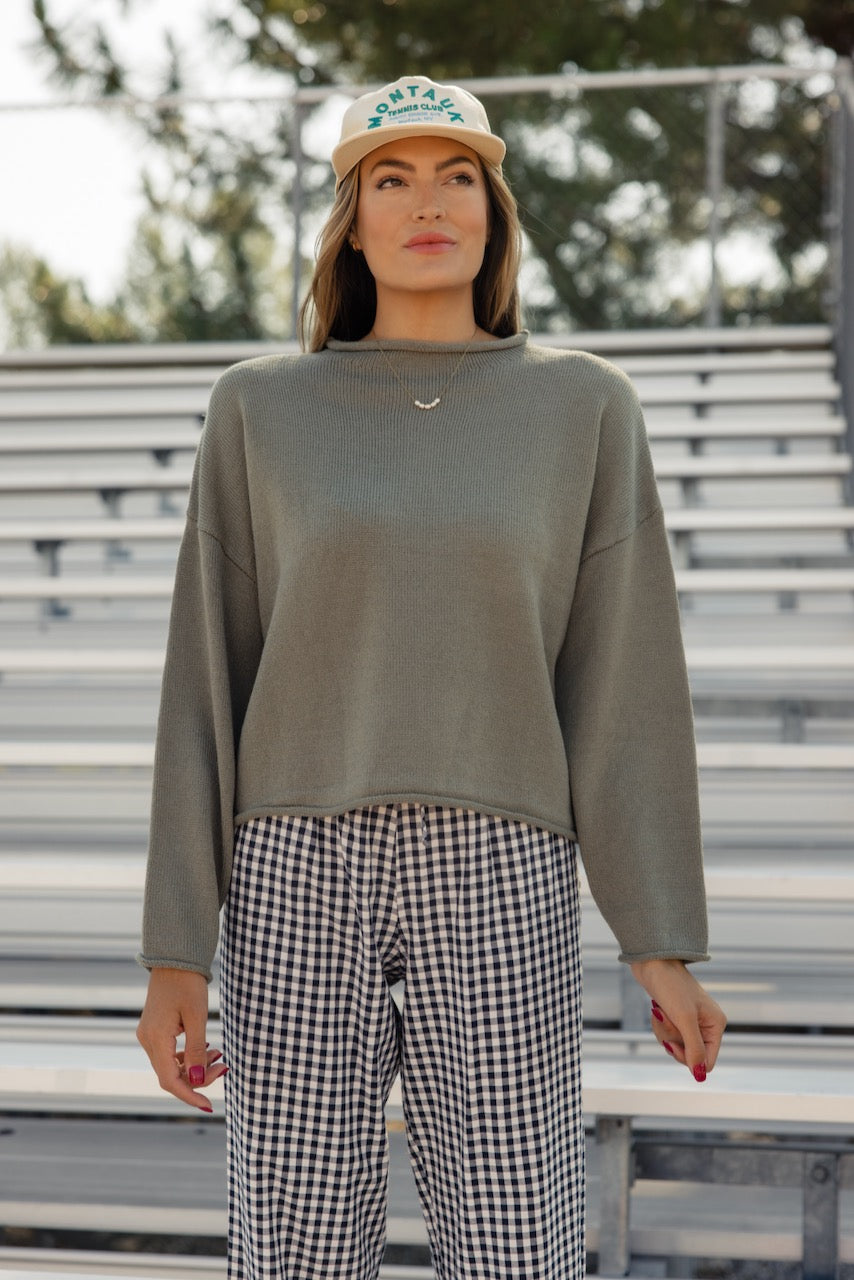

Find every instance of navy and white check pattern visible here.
[220,804,585,1279]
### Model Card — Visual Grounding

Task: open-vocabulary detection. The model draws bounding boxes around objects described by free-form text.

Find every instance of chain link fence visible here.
[0,64,848,341]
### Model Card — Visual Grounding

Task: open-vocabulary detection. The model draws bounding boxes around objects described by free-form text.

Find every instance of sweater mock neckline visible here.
[325,331,529,355]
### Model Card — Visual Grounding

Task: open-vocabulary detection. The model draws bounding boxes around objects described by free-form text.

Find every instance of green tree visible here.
[0,243,140,347]
[22,0,850,338]
[219,0,851,81]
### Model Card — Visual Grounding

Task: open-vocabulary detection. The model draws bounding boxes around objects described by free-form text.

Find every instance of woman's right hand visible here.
[136,967,227,1113]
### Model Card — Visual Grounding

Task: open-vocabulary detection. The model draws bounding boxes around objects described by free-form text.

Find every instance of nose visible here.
[414,204,444,221]
[412,183,445,221]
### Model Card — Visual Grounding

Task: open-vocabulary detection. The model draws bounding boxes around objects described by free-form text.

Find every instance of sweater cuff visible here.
[136,952,213,983]
[618,949,710,966]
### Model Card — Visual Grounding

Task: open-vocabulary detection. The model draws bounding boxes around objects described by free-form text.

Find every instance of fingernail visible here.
[210,1051,223,1064]
[188,1065,205,1086]
[218,1066,230,1078]
[652,1005,665,1023]
[693,1063,707,1083]
[662,1041,675,1055]
[200,1104,213,1114]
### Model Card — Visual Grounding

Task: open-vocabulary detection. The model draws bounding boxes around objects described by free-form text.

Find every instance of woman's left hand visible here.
[629,957,726,1082]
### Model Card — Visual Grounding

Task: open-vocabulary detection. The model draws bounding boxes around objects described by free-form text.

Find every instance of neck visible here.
[370,288,479,343]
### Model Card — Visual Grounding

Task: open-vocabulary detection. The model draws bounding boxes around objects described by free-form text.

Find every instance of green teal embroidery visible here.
[367,84,464,130]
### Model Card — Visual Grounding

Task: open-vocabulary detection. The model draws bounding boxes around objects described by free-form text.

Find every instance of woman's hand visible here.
[136,967,227,1113]
[629,957,726,1082]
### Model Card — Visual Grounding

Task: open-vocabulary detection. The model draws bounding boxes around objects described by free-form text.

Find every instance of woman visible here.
[137,75,726,1280]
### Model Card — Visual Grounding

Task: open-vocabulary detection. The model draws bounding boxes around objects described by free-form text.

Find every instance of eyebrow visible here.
[368,154,479,176]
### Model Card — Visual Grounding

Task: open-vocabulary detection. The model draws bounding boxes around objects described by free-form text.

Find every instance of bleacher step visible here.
[0,1256,442,1279]
[0,1261,434,1280]
[0,1257,228,1280]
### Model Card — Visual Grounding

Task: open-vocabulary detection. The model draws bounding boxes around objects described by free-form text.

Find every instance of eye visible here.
[448,171,476,186]
[376,175,405,189]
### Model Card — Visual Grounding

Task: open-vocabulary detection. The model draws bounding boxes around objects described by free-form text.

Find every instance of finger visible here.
[661,1033,704,1078]
[183,1020,212,1099]
[704,1034,722,1072]
[148,1039,215,1112]
[673,1018,708,1081]
[179,1061,229,1088]
[174,1051,229,1087]
[661,1039,683,1064]
[659,1031,688,1066]
[650,1001,683,1049]
[651,1001,706,1078]
[175,1048,226,1069]
[700,1006,727,1072]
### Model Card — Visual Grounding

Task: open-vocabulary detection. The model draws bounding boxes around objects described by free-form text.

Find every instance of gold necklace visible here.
[371,328,478,411]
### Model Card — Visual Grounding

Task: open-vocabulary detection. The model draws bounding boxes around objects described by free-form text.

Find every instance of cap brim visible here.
[332,124,506,183]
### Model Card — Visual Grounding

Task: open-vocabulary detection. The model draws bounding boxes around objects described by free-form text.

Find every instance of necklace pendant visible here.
[414,397,441,410]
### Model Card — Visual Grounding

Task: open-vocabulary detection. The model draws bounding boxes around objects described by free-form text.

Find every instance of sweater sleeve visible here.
[554,371,709,964]
[138,370,263,981]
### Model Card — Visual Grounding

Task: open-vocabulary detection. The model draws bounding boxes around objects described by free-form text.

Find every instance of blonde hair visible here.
[299,161,523,351]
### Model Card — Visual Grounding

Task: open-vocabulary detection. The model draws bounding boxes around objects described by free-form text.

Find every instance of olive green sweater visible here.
[140,332,709,980]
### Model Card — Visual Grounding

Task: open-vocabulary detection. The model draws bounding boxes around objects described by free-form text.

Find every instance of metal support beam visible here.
[619,967,650,1031]
[704,79,725,329]
[596,1115,632,1276]
[832,62,854,501]
[803,1152,839,1280]
[291,100,306,341]
[33,538,69,618]
[632,1138,849,1277]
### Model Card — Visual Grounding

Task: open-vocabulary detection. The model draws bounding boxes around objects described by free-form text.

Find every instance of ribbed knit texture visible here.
[140,333,709,979]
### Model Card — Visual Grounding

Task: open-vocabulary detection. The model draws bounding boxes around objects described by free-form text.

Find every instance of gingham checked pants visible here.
[219,803,585,1280]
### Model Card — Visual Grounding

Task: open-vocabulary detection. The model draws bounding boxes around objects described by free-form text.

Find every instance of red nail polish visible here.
[652,1005,665,1023]
[662,1041,675,1055]
[693,1063,707,1083]
[188,1065,205,1086]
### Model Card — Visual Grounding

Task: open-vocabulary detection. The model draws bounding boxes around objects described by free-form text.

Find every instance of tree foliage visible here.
[7,0,847,342]
[223,0,852,82]
[0,244,139,347]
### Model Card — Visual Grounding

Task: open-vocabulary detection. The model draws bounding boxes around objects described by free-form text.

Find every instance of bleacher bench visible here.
[1,740,852,769]
[2,568,853,607]
[2,643,852,678]
[0,1020,850,1277]
[1,850,851,1033]
[0,455,849,498]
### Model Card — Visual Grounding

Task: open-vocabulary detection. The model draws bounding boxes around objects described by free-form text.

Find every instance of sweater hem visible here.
[233,793,578,842]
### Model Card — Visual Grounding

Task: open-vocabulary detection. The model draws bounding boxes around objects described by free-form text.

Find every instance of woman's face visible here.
[353,135,490,309]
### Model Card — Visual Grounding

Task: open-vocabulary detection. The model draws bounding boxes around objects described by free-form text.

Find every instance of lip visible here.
[405,233,456,251]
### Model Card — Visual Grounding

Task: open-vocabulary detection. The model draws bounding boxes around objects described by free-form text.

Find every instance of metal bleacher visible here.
[0,327,853,1279]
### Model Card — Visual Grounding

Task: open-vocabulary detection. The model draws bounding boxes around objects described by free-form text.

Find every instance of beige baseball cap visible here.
[331,75,506,184]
